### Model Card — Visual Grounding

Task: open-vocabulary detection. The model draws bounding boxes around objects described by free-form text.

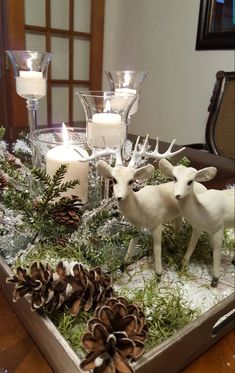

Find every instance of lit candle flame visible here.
[62,122,69,145]
[124,72,130,87]
[104,100,111,113]
[27,59,33,71]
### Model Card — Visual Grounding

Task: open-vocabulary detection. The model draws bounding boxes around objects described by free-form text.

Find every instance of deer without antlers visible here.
[159,159,235,287]
[81,135,206,276]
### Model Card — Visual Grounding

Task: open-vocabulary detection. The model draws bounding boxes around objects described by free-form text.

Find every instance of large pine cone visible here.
[80,297,148,373]
[50,195,84,227]
[6,262,115,316]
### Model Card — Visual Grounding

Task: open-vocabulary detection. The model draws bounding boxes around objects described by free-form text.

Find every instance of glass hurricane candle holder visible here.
[30,125,89,204]
[77,91,137,150]
[77,91,137,200]
[6,50,52,133]
[105,70,147,124]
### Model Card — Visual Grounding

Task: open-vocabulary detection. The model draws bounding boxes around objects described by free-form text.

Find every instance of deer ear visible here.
[158,159,174,177]
[134,164,154,180]
[195,167,217,182]
[96,160,113,179]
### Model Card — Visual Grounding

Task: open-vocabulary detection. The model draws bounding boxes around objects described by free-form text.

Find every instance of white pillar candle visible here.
[16,70,46,99]
[46,145,89,203]
[19,71,43,78]
[115,87,138,116]
[115,88,136,95]
[88,113,125,148]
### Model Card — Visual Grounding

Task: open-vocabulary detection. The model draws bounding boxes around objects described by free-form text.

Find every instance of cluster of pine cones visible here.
[7,261,115,316]
[7,262,148,372]
[80,297,148,373]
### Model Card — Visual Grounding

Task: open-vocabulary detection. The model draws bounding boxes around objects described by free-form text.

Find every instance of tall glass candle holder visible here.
[6,50,52,133]
[77,91,137,200]
[77,91,137,150]
[105,70,147,124]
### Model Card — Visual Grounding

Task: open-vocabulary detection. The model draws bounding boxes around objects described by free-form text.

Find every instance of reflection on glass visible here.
[211,0,234,32]
[105,70,147,124]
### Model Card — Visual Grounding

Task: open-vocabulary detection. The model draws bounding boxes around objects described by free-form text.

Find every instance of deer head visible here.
[79,135,185,201]
[159,159,217,199]
[97,160,154,201]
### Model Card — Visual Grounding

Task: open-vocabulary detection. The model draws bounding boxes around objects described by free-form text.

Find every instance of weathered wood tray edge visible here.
[0,256,234,373]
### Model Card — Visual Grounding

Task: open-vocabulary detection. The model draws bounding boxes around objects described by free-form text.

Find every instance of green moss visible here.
[51,309,91,357]
[14,242,87,269]
[118,277,198,350]
[223,229,235,252]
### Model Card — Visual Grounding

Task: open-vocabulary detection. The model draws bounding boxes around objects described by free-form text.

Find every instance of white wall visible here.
[102,0,234,145]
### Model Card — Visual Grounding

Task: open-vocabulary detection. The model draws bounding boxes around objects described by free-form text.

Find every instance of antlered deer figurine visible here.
[159,158,235,287]
[80,135,206,277]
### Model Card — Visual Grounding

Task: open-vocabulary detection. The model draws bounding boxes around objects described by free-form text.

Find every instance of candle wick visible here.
[101,135,106,148]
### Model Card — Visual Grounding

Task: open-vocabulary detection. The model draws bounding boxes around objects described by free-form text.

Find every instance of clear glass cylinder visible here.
[105,70,147,118]
[77,91,137,150]
[30,126,89,203]
[6,50,52,100]
[6,50,52,132]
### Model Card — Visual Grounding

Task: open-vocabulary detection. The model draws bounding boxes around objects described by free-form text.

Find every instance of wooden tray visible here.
[0,256,234,373]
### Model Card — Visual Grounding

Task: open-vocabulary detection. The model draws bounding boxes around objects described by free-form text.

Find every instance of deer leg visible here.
[210,230,224,287]
[181,228,201,268]
[152,225,163,276]
[124,237,139,264]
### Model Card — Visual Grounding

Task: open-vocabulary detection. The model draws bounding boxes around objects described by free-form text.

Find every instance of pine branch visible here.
[31,164,80,207]
[0,127,5,141]
[31,167,52,187]
[52,164,68,185]
[1,161,81,242]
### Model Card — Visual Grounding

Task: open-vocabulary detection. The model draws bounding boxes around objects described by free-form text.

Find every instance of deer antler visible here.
[128,134,185,168]
[76,136,123,165]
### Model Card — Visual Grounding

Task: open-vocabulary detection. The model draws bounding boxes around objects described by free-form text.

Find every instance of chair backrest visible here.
[206,71,235,160]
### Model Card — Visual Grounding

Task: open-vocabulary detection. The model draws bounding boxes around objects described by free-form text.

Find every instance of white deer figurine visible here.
[81,135,206,277]
[159,158,235,287]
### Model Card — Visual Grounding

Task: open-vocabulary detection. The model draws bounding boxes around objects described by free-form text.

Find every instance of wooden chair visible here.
[187,71,235,160]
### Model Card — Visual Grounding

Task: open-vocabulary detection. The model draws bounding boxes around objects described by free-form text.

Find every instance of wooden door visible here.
[0,0,27,141]
[0,0,105,141]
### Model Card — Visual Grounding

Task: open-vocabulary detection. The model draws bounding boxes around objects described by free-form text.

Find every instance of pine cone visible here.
[65,264,115,316]
[7,153,22,168]
[51,195,84,227]
[0,172,8,189]
[6,263,54,310]
[54,236,68,246]
[80,297,148,373]
[6,262,115,315]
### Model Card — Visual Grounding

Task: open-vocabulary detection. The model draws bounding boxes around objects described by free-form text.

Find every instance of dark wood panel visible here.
[0,1,8,130]
[2,0,27,140]
[0,291,53,372]
[181,329,235,373]
[89,0,105,90]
